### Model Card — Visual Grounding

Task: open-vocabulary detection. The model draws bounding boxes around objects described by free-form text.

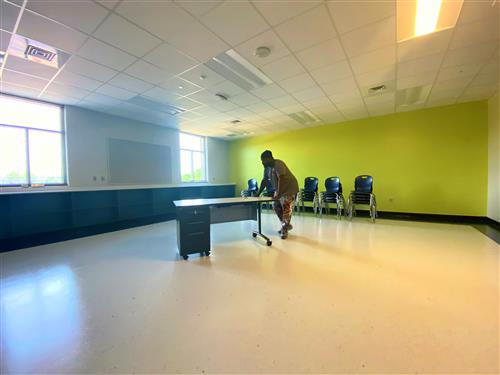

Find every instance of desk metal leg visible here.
[252,203,272,246]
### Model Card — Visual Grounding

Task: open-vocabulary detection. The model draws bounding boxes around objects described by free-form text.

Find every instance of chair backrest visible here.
[325,177,342,194]
[303,177,318,192]
[354,175,373,193]
[247,178,258,192]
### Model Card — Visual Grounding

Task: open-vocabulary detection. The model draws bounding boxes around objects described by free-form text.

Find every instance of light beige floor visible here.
[0,214,498,374]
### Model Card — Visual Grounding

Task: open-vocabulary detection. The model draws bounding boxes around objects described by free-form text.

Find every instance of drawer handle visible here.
[188,221,205,225]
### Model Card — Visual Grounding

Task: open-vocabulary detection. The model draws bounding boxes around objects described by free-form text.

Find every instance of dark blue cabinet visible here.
[1,184,235,251]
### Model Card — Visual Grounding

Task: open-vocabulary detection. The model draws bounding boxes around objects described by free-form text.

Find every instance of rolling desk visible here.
[173,197,274,260]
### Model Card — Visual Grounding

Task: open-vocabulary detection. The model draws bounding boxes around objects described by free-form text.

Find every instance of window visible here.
[0,94,66,186]
[180,132,206,182]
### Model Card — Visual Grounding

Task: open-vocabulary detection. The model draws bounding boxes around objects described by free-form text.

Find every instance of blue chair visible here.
[347,175,377,223]
[240,178,259,197]
[297,177,320,214]
[319,177,345,219]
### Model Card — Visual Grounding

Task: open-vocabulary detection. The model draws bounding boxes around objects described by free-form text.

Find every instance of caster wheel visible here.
[200,252,205,257]
[252,232,257,238]
[182,255,188,260]
[266,240,272,246]
[205,251,211,256]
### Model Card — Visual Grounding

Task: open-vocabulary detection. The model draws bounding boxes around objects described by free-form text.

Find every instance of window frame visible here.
[179,132,207,183]
[0,94,67,187]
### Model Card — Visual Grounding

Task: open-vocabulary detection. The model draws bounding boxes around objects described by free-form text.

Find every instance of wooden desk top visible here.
[173,196,274,208]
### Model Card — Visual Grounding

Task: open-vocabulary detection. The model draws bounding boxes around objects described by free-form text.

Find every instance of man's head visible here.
[261,150,274,168]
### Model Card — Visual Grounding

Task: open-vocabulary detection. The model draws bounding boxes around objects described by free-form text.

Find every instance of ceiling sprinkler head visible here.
[255,46,271,58]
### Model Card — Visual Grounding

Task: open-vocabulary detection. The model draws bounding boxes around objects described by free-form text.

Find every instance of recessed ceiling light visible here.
[415,0,442,37]
[178,85,184,89]
[254,46,271,58]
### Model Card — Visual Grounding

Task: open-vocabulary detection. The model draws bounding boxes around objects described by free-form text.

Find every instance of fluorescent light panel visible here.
[397,0,463,42]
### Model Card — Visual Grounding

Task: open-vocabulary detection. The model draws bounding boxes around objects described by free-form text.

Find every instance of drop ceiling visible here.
[0,0,498,139]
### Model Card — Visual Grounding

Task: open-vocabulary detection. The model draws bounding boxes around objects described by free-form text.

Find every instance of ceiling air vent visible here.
[287,110,320,125]
[205,49,272,91]
[8,35,70,68]
[396,85,432,107]
[369,84,386,93]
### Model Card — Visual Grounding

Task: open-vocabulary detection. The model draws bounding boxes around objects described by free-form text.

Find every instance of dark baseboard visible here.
[0,213,175,252]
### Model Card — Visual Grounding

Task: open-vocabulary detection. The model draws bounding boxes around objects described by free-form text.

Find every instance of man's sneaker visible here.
[278,224,293,234]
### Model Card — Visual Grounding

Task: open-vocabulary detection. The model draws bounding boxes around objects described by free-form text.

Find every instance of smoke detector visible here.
[255,46,271,58]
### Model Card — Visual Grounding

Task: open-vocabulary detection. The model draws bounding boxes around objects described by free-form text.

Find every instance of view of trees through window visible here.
[0,95,65,186]
[180,133,206,183]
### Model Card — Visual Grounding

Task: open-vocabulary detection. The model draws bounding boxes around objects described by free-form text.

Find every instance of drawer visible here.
[178,231,210,254]
[180,221,209,234]
[177,206,209,222]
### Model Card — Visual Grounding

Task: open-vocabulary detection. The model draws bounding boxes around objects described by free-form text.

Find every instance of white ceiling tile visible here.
[95,0,119,9]
[93,14,162,57]
[124,60,171,84]
[341,16,395,58]
[341,108,369,120]
[458,0,499,26]
[450,18,498,50]
[367,105,394,117]
[40,92,80,106]
[432,77,473,93]
[0,81,40,99]
[208,99,238,112]
[179,65,225,89]
[398,29,452,63]
[185,89,219,105]
[159,77,202,96]
[229,92,261,106]
[355,65,395,87]
[471,73,498,87]
[427,88,462,102]
[321,76,359,96]
[96,84,136,100]
[295,38,345,71]
[175,0,222,17]
[45,82,91,100]
[173,96,204,111]
[334,97,366,111]
[208,79,245,97]
[5,55,57,79]
[245,100,274,113]
[251,83,287,100]
[78,38,137,70]
[328,89,363,104]
[27,0,109,34]
[225,107,253,119]
[0,1,20,32]
[144,43,198,76]
[300,96,333,109]
[328,0,395,35]
[397,72,437,90]
[64,56,117,82]
[108,73,154,93]
[280,103,307,114]
[84,92,123,106]
[309,60,352,85]
[275,5,337,52]
[253,0,321,26]
[442,41,497,68]
[267,95,300,108]
[17,10,87,53]
[396,103,426,113]
[55,69,103,91]
[426,98,457,107]
[116,1,196,41]
[202,0,268,46]
[234,29,290,67]
[167,20,229,62]
[364,91,394,106]
[291,85,325,102]
[460,85,497,99]
[1,69,48,90]
[260,54,304,82]
[0,30,11,52]
[278,72,316,93]
[316,111,345,124]
[350,45,396,75]
[397,53,444,79]
[142,86,182,104]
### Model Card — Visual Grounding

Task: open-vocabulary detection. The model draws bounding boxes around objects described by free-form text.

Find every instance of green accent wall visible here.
[229,101,488,216]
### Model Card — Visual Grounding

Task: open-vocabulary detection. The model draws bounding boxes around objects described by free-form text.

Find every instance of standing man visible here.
[257,150,299,239]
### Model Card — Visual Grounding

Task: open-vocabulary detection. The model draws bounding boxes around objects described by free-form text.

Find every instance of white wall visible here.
[65,106,229,187]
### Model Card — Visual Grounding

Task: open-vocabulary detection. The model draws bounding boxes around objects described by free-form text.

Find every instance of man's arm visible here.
[274,176,281,199]
[256,178,267,196]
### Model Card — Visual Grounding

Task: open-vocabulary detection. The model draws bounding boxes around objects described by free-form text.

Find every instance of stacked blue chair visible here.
[297,177,320,214]
[319,177,345,219]
[240,178,259,197]
[347,175,377,223]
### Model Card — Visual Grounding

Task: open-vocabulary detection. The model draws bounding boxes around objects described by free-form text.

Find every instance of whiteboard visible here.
[107,138,172,184]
